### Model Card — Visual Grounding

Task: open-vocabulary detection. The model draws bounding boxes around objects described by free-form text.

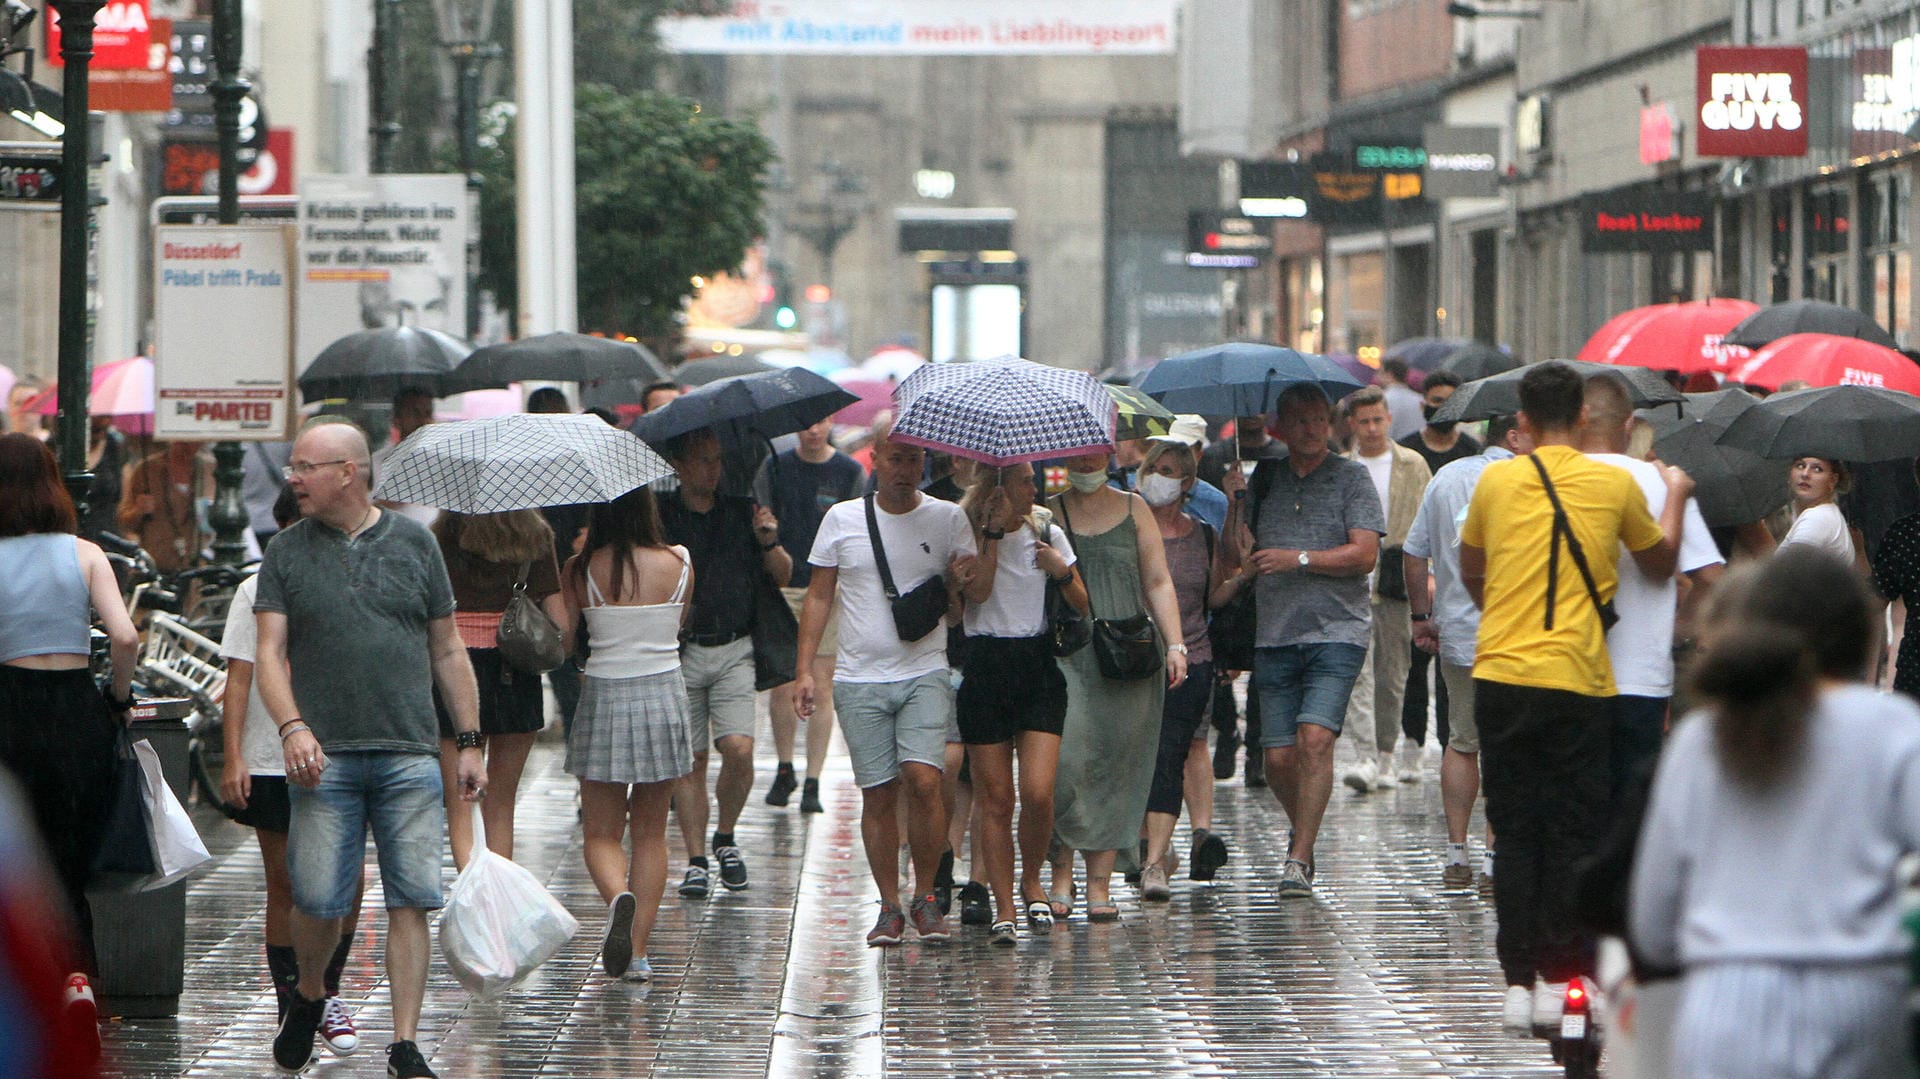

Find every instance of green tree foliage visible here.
[476,84,775,340]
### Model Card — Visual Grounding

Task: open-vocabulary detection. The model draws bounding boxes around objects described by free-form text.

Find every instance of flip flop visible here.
[1025,899,1055,934]
[1047,878,1075,921]
[1086,902,1121,923]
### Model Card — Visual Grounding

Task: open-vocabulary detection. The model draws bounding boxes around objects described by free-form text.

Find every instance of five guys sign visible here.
[1696,46,1809,158]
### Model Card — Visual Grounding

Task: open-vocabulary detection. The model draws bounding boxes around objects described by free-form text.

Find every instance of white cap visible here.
[1162,414,1207,449]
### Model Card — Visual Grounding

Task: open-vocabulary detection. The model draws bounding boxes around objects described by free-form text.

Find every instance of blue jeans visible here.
[288,750,446,918]
[1252,643,1367,748]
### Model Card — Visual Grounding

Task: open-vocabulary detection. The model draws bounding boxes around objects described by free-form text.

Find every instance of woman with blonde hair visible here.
[431,509,567,868]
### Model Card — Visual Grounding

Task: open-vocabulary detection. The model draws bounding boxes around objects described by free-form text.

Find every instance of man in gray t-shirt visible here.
[1242,384,1385,901]
[254,421,483,1078]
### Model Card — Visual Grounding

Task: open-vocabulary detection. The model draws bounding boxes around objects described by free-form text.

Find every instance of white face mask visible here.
[1067,470,1109,494]
[1136,472,1186,507]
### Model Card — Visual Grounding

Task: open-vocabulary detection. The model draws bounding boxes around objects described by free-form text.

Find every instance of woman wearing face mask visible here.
[1134,439,1246,900]
[1777,457,1861,571]
[1046,451,1188,922]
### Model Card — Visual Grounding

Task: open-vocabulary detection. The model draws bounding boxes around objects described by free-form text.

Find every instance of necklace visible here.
[344,505,374,539]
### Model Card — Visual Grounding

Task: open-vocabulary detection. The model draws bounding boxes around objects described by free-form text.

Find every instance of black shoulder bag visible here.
[1528,454,1620,634]
[1057,497,1162,681]
[864,495,950,643]
[1041,518,1092,657]
[1207,461,1275,672]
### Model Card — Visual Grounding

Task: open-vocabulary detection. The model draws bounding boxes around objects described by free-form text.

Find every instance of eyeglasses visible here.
[282,459,351,479]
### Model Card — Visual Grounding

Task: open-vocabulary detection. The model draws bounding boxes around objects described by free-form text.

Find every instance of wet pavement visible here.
[100,711,1560,1078]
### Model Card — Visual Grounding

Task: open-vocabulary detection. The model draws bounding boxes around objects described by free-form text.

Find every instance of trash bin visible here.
[88,697,194,1019]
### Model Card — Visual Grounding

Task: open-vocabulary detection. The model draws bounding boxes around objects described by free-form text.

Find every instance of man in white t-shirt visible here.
[796,434,985,948]
[1580,374,1724,801]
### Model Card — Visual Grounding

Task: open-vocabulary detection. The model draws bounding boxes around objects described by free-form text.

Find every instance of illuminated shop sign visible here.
[1580,191,1714,253]
[1696,46,1809,158]
[1852,39,1920,156]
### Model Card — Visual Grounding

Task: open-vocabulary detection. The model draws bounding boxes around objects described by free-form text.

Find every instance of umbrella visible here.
[31,356,155,434]
[1384,337,1473,373]
[1716,385,1920,463]
[372,413,674,514]
[1135,343,1367,417]
[299,326,470,401]
[1728,333,1920,394]
[438,333,669,395]
[860,346,927,382]
[1576,299,1758,374]
[1107,384,1177,441]
[629,368,857,450]
[1430,359,1683,424]
[1636,389,1787,527]
[448,387,523,421]
[1322,351,1378,385]
[890,356,1116,466]
[755,347,854,375]
[1435,341,1522,382]
[1722,300,1898,351]
[674,353,776,387]
[831,378,896,428]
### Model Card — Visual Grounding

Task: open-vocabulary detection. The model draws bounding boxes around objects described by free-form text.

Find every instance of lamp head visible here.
[1,0,35,48]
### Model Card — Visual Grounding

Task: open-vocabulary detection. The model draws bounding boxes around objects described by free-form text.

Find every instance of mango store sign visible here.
[1696,46,1808,158]
[153,224,295,440]
[660,0,1177,55]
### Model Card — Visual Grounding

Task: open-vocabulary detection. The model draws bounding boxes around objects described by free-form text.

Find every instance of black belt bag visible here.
[864,495,949,643]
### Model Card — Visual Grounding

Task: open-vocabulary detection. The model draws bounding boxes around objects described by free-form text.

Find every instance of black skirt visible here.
[434,647,548,738]
[0,666,118,908]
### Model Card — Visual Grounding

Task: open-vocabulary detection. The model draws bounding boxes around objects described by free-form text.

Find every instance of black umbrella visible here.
[1722,300,1899,351]
[628,368,857,450]
[1716,385,1920,462]
[1436,341,1521,382]
[1430,359,1682,424]
[438,333,670,394]
[1384,336,1473,373]
[299,326,471,401]
[674,353,776,387]
[1635,389,1788,527]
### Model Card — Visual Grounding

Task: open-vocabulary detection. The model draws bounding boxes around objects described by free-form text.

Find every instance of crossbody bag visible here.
[863,495,950,642]
[1527,454,1619,634]
[1056,497,1162,681]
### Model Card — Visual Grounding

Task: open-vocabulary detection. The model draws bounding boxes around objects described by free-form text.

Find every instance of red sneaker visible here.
[909,894,951,943]
[320,995,359,1056]
[64,973,100,1064]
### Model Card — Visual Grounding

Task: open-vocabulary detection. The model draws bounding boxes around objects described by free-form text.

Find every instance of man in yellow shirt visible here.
[1458,361,1692,1036]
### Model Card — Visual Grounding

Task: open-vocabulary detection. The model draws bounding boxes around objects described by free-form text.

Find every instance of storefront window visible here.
[1771,191,1793,303]
[1804,184,1851,304]
[1862,169,1912,345]
[1330,251,1384,356]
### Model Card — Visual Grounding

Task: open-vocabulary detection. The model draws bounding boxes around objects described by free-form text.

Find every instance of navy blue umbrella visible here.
[1134,343,1367,417]
[627,368,856,451]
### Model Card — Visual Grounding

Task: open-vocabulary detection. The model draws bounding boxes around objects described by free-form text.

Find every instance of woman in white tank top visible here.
[558,485,694,984]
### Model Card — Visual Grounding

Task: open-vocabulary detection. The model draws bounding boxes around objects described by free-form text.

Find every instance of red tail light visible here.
[1564,981,1589,1015]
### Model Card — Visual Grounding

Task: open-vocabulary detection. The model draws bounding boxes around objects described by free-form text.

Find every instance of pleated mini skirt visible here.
[566,667,694,785]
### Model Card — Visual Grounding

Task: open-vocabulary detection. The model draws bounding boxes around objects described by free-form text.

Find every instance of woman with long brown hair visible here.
[430,509,567,869]
[0,432,140,1054]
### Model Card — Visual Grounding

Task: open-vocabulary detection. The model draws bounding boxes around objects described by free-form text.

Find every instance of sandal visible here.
[1025,899,1055,934]
[1047,878,1075,921]
[1086,902,1121,923]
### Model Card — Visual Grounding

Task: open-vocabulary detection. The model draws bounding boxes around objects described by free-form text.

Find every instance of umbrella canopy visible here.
[1728,333,1920,394]
[831,378,896,427]
[674,353,776,387]
[1107,384,1177,441]
[1577,299,1759,374]
[1722,300,1898,351]
[1716,385,1920,462]
[860,346,927,382]
[1384,337,1473,373]
[755,347,854,375]
[1431,359,1684,424]
[1321,351,1378,385]
[890,356,1116,466]
[438,333,669,395]
[1636,389,1787,527]
[299,326,470,401]
[372,413,674,514]
[629,368,857,450]
[31,356,156,434]
[1135,343,1367,417]
[1435,341,1522,382]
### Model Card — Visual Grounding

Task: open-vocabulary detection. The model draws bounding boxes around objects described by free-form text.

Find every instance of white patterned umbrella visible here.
[889,356,1117,465]
[372,413,674,513]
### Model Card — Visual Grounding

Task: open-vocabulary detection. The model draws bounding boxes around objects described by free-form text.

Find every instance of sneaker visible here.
[1341,755,1377,794]
[1212,728,1241,780]
[958,881,993,926]
[799,778,824,814]
[715,845,750,891]
[621,957,653,983]
[385,1038,438,1079]
[1278,858,1314,899]
[1373,752,1398,790]
[1441,861,1475,888]
[1190,829,1230,882]
[909,894,951,943]
[273,991,325,1073]
[320,995,359,1055]
[989,920,1017,946]
[601,892,636,977]
[63,973,99,1065]
[866,904,906,947]
[1532,980,1567,1031]
[678,864,711,899]
[1244,748,1266,789]
[1501,984,1534,1036]
[1397,743,1423,783]
[1140,862,1171,902]
[765,766,798,807]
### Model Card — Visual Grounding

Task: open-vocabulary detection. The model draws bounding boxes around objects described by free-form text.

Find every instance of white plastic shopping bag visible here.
[439,804,579,998]
[132,738,212,891]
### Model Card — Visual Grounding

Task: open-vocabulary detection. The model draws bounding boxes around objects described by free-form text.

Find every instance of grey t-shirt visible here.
[254,512,455,755]
[1251,455,1386,649]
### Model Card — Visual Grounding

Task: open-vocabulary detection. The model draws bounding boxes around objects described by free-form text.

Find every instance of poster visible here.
[294,174,469,379]
[153,224,294,440]
[660,0,1177,55]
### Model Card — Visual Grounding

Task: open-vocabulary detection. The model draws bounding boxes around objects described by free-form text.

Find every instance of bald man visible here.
[253,420,484,1079]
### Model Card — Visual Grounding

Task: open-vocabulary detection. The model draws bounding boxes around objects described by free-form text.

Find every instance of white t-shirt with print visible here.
[963,521,1077,639]
[1590,454,1723,698]
[809,495,977,683]
[218,575,284,777]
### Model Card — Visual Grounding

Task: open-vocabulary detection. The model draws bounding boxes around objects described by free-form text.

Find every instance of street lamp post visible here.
[449,38,501,339]
[370,0,403,174]
[49,1,103,514]
[205,0,250,565]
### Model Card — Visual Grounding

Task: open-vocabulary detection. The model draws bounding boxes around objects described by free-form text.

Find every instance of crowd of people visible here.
[6,353,1920,1078]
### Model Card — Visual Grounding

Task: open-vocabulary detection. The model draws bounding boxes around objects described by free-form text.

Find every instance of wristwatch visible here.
[1297,550,1310,568]
[1167,642,1188,655]
[1411,612,1432,622]
[982,528,1005,541]
[454,730,483,750]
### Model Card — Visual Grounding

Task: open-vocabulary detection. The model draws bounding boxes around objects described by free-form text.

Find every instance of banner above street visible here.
[661,0,1177,55]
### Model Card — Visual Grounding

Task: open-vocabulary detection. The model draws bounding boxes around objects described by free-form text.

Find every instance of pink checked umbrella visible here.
[1577,299,1759,375]
[1730,333,1920,394]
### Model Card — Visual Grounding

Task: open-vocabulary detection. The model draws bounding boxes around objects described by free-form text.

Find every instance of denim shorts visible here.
[833,671,953,789]
[1253,643,1368,748]
[287,750,446,918]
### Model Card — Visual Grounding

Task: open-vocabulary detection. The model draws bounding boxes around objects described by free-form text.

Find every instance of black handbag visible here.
[1046,573,1091,657]
[1374,545,1409,601]
[1529,455,1620,633]
[864,495,950,643]
[1056,497,1161,681]
[91,723,156,887]
[751,572,799,691]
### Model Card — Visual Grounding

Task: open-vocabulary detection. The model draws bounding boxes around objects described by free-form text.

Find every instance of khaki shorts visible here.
[1439,660,1480,754]
[783,585,839,656]
[680,636,757,748]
